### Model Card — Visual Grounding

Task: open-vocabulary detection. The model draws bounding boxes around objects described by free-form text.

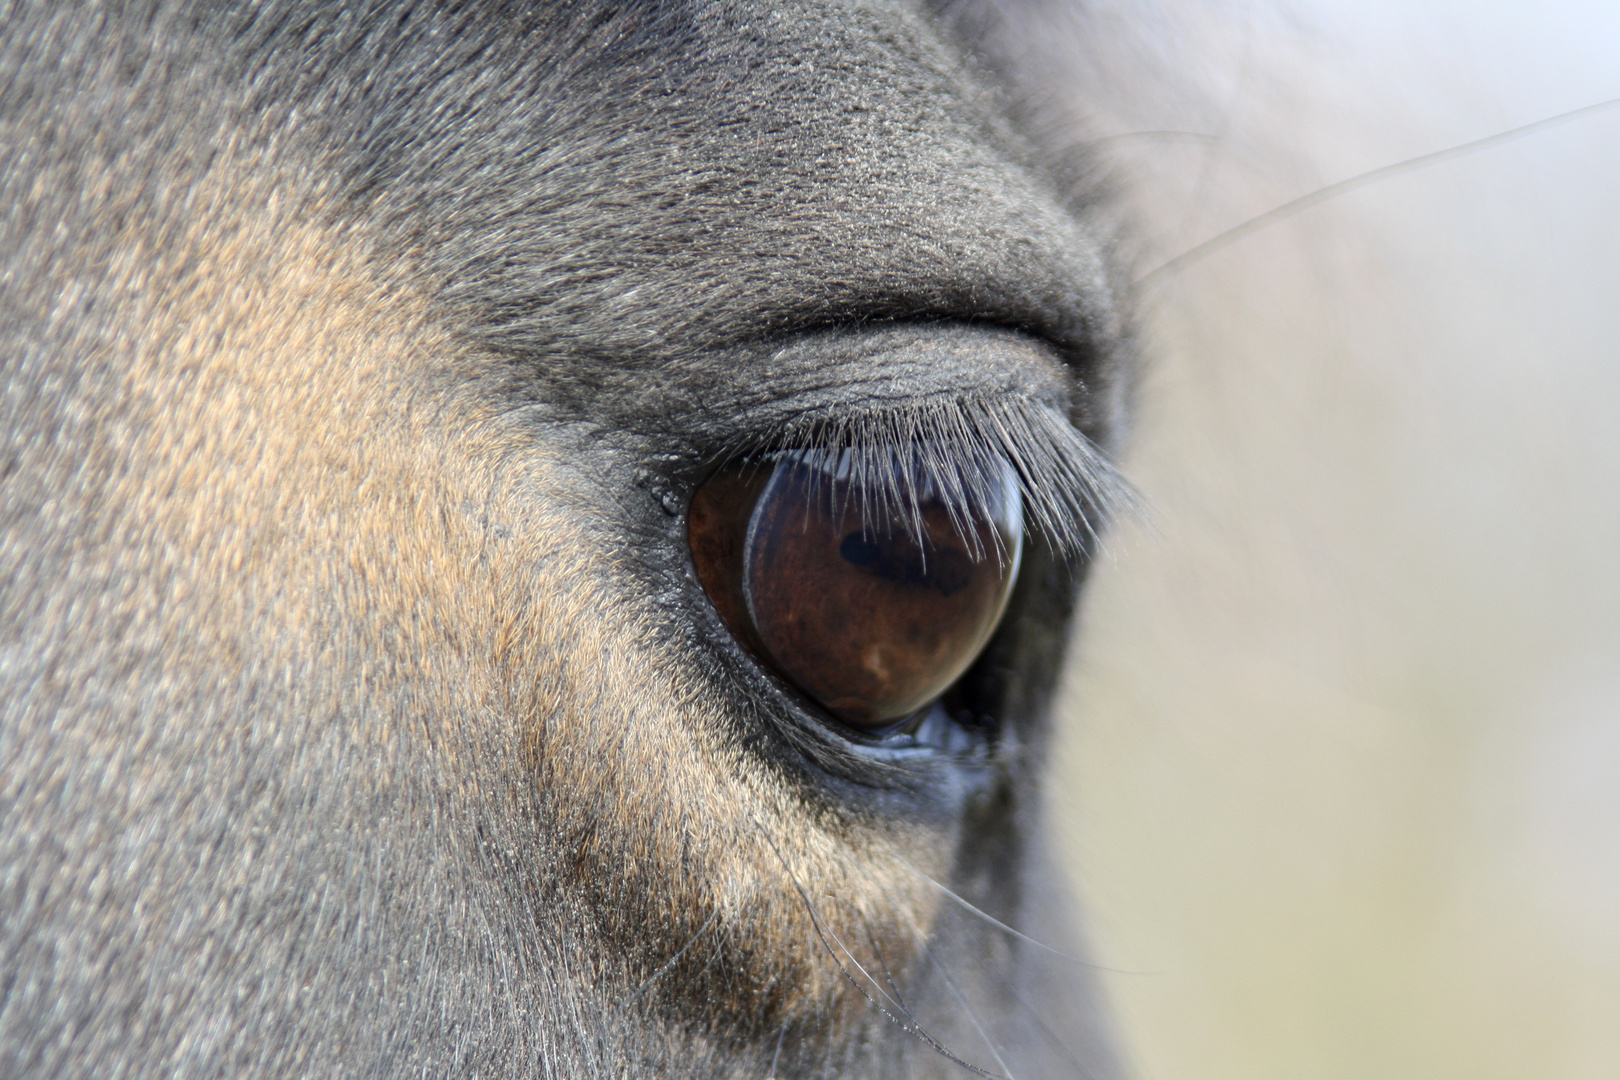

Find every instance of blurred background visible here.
[1048,2,1620,1078]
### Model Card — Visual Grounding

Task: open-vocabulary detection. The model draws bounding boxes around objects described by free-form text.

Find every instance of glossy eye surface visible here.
[688,449,1022,729]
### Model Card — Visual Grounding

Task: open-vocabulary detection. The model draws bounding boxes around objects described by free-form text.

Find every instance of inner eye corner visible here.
[686,443,1025,742]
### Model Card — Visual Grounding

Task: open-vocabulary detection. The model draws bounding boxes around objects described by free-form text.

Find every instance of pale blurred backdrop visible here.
[1049,2,1620,1078]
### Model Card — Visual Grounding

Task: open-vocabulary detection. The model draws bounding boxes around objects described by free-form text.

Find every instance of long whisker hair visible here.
[1138,95,1620,288]
[887,853,1156,974]
[748,816,1009,1080]
[624,907,722,1000]
[882,854,1095,1080]
[1002,980,1097,1079]
[924,947,1020,1080]
[768,1023,788,1080]
[860,913,913,1014]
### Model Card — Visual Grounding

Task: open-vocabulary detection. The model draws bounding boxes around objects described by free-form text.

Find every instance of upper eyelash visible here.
[719,394,1132,560]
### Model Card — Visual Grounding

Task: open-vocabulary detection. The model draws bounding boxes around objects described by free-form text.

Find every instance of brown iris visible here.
[688,449,1023,729]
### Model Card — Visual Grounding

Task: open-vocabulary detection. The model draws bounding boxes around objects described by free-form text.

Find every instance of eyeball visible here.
[688,448,1022,729]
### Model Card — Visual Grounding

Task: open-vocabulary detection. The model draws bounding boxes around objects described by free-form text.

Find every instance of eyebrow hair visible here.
[738,391,1133,559]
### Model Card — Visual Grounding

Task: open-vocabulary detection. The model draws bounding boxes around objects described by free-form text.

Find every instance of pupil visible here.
[839,530,973,598]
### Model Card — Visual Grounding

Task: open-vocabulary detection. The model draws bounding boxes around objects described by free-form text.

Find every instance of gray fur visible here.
[0,1,1131,1076]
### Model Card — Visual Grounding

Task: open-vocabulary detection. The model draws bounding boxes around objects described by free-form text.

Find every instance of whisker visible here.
[1002,982,1094,1079]
[1138,95,1620,287]
[886,870,1108,1078]
[889,854,1098,969]
[769,1023,787,1079]
[625,906,722,1000]
[748,817,1005,1080]
[859,913,911,1013]
[925,948,1020,1080]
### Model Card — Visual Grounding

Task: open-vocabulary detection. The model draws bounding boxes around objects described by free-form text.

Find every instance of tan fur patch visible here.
[81,152,953,1044]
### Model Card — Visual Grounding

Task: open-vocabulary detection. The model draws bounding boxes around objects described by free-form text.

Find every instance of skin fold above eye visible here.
[689,447,1023,729]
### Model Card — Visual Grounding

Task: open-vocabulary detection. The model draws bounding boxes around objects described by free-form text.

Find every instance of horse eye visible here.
[688,450,1023,729]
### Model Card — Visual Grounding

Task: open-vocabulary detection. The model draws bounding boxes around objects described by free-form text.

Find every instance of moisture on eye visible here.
[688,449,1022,729]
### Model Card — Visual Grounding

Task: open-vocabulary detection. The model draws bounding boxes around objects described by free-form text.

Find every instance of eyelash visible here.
[710,393,1129,560]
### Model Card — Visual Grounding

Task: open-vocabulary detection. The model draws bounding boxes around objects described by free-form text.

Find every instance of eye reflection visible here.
[688,448,1022,729]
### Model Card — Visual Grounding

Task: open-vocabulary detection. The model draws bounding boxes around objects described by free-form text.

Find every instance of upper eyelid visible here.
[668,322,1081,442]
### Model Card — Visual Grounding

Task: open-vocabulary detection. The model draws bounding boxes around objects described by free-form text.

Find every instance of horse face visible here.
[0,2,1128,1076]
